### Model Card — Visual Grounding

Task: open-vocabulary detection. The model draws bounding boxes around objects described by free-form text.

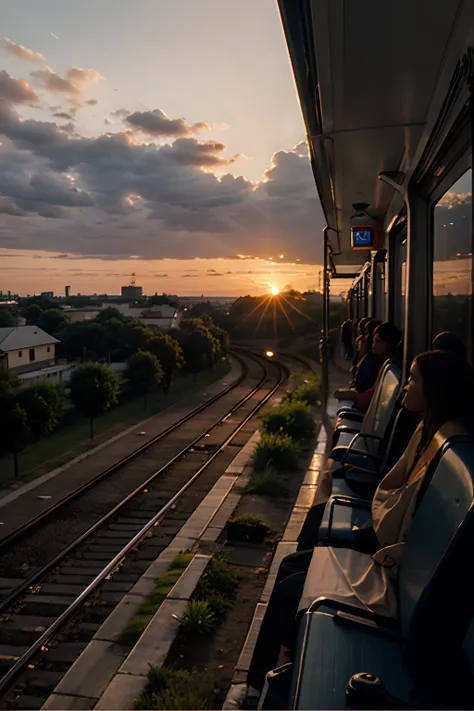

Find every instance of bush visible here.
[134,666,216,710]
[261,400,314,439]
[195,551,238,601]
[283,372,320,406]
[253,432,299,473]
[245,471,289,498]
[179,599,216,636]
[227,513,269,543]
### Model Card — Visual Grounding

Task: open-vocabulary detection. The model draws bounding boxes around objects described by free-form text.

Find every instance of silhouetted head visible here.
[372,322,402,362]
[432,331,466,361]
[405,350,474,447]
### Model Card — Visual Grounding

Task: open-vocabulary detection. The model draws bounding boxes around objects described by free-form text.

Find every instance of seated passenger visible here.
[346,319,381,392]
[247,351,474,690]
[352,317,370,367]
[432,330,466,360]
[334,321,402,409]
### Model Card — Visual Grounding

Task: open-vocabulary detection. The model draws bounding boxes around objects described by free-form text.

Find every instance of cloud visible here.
[111,108,130,120]
[31,65,103,103]
[50,33,59,41]
[86,98,98,106]
[0,98,323,263]
[125,108,210,138]
[154,273,168,277]
[4,38,47,64]
[52,111,75,120]
[0,70,39,103]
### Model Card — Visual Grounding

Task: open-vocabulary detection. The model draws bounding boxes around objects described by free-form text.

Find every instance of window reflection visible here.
[433,170,472,354]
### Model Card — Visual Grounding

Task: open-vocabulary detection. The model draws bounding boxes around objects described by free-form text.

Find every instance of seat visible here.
[318,407,421,540]
[290,438,474,709]
[331,361,402,460]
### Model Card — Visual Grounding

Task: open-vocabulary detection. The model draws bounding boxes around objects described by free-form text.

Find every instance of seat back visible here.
[359,361,402,454]
[398,438,474,637]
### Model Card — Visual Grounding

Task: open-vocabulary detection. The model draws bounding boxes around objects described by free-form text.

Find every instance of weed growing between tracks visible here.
[120,552,194,646]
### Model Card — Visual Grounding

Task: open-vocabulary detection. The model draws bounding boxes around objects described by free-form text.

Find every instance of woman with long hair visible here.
[248,350,474,689]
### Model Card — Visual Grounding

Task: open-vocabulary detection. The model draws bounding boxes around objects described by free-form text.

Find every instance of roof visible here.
[0,326,59,352]
[278,0,474,273]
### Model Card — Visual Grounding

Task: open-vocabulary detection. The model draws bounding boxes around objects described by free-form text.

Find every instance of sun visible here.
[270,286,280,296]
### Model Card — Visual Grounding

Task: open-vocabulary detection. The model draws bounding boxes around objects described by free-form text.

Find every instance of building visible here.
[61,306,100,322]
[41,291,54,298]
[0,325,74,386]
[104,302,180,329]
[0,325,58,373]
[65,286,71,298]
[121,285,143,299]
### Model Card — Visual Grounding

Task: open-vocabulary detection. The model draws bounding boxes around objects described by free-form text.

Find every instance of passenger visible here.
[247,351,474,689]
[432,331,466,360]
[340,319,354,360]
[335,321,401,407]
[352,317,370,366]
[347,319,381,392]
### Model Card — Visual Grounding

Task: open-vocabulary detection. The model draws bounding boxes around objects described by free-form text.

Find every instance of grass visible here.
[119,552,194,646]
[134,666,217,710]
[260,400,314,439]
[244,470,289,498]
[252,432,299,473]
[179,600,216,636]
[0,361,231,486]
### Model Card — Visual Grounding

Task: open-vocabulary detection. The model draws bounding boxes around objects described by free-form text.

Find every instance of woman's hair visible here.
[359,319,381,361]
[414,350,474,450]
[432,331,466,360]
[374,322,402,354]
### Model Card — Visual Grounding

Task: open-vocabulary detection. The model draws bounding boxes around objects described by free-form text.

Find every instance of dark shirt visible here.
[353,354,381,392]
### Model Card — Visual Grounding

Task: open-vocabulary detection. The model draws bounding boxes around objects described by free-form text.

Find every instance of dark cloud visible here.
[154,273,169,277]
[125,108,210,137]
[3,38,47,64]
[111,108,129,120]
[85,98,98,106]
[182,274,199,278]
[0,70,39,103]
[53,111,75,120]
[0,98,323,263]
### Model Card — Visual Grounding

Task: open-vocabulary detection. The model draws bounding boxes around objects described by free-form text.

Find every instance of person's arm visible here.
[334,388,358,401]
[353,386,374,411]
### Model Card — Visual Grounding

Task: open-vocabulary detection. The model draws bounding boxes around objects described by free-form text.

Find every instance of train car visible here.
[250,1,474,708]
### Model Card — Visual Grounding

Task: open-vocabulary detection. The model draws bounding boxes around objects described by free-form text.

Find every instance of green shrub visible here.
[134,666,216,710]
[261,400,314,439]
[245,471,289,498]
[195,551,238,600]
[283,372,320,406]
[253,432,299,473]
[231,512,263,525]
[179,599,216,636]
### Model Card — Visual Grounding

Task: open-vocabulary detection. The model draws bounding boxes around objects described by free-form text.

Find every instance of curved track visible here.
[0,349,287,707]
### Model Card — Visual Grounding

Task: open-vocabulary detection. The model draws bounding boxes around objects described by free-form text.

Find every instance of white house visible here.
[104,302,181,329]
[0,325,74,386]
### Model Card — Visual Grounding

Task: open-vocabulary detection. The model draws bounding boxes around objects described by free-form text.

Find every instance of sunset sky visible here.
[0,0,329,297]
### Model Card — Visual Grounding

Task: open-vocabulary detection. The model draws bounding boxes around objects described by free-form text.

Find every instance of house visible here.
[0,326,58,373]
[104,302,181,329]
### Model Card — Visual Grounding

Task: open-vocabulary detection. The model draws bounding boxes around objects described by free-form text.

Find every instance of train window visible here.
[432,170,472,354]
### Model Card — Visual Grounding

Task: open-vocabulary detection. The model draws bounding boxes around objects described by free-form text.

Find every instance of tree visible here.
[175,326,216,378]
[58,321,105,361]
[125,350,163,407]
[0,403,29,478]
[95,307,127,325]
[37,308,68,336]
[0,370,21,400]
[17,382,63,439]
[0,309,18,327]
[148,333,184,393]
[69,363,120,439]
[23,303,43,325]
[209,324,230,360]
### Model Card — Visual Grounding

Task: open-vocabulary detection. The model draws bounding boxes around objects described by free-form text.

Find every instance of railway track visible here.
[0,349,287,709]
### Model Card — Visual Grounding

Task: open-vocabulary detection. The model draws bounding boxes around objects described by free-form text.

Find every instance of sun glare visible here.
[271,286,280,296]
